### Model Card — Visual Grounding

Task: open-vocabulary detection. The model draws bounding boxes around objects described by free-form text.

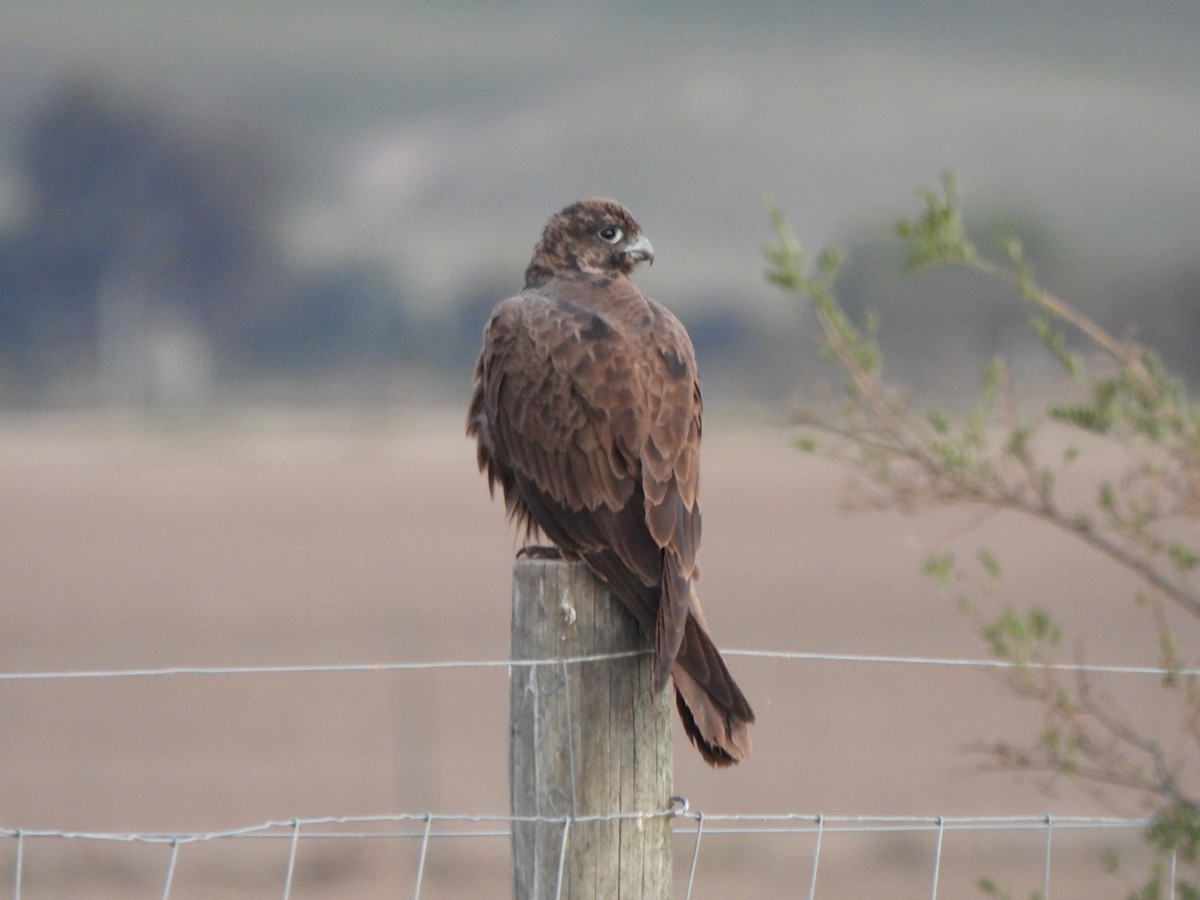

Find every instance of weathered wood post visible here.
[510,557,673,899]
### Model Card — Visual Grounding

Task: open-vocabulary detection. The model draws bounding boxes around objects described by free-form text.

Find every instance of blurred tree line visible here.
[0,77,420,407]
[0,77,1195,411]
[0,77,797,411]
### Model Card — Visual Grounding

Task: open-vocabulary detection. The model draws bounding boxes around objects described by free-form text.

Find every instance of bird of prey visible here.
[467,198,754,766]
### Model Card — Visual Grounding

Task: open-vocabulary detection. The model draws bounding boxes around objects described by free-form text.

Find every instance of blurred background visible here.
[2,2,1198,896]
[0,1,1197,410]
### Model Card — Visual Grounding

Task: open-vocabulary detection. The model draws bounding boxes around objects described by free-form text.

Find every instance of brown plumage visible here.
[467,198,754,766]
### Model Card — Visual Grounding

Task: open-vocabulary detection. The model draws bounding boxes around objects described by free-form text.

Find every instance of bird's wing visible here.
[470,280,701,659]
[469,277,752,764]
[635,300,703,685]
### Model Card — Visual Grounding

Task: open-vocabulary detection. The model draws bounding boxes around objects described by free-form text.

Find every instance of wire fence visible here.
[2,812,1164,897]
[2,647,1195,683]
[1,648,1182,898]
[1,808,1164,900]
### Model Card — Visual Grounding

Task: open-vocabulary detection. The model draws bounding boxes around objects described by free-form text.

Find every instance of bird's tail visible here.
[580,547,754,766]
[671,614,754,766]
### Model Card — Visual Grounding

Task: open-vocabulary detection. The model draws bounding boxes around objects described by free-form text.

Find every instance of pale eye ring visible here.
[597,225,623,244]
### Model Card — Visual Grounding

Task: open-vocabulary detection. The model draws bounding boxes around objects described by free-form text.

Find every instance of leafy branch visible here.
[766,174,1200,898]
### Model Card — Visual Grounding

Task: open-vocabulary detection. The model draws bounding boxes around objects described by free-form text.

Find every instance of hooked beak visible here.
[622,233,655,266]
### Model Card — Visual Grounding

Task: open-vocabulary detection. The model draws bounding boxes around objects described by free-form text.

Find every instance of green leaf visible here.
[1002,235,1023,264]
[982,356,1006,404]
[933,439,970,471]
[793,435,819,453]
[1052,404,1112,433]
[1040,468,1056,497]
[982,606,1061,662]
[976,877,1011,898]
[927,410,950,434]
[1100,847,1120,874]
[1168,543,1199,572]
[978,548,1002,579]
[817,247,844,278]
[1005,426,1032,461]
[1030,316,1083,380]
[1145,801,1200,861]
[1098,483,1116,511]
[923,552,957,587]
[1027,608,1062,645]
[895,171,976,271]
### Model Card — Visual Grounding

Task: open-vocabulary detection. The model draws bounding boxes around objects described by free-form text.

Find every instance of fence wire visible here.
[0,648,1186,898]
[0,647,1193,683]
[1,811,1164,900]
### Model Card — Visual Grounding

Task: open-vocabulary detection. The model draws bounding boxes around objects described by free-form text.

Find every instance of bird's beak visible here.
[623,234,655,266]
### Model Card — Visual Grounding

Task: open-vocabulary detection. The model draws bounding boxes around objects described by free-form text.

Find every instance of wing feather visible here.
[468,270,751,764]
[472,289,650,566]
[491,287,691,544]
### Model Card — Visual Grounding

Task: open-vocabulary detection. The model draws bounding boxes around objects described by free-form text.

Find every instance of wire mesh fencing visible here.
[1,649,1182,898]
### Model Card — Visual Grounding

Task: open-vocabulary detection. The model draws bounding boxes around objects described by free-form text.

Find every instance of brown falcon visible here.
[468,198,753,766]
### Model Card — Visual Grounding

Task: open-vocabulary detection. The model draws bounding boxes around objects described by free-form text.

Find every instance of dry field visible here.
[0,410,1173,896]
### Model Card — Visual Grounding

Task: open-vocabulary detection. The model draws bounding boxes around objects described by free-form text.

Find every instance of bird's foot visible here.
[517,545,562,560]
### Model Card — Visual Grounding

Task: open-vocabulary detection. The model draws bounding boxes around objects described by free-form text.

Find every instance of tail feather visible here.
[671,617,754,766]
[578,547,754,766]
[653,554,691,692]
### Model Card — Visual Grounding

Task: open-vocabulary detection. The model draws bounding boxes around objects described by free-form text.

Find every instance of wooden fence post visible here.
[510,557,673,899]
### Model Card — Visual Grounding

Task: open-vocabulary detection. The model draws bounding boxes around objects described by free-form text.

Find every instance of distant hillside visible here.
[0,1,1196,402]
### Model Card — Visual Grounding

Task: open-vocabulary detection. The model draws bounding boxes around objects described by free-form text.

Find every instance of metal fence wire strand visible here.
[12,829,22,900]
[929,816,946,900]
[1043,814,1054,900]
[684,811,705,900]
[0,812,1151,844]
[160,837,180,900]
[554,817,571,900]
[412,812,434,900]
[560,658,578,820]
[0,809,1158,895]
[281,818,300,900]
[1,648,1196,683]
[0,646,1184,895]
[807,814,824,900]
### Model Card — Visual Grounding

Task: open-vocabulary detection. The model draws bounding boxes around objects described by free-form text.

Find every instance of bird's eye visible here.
[597,225,623,244]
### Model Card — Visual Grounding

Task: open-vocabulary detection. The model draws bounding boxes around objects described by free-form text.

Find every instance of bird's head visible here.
[525,198,655,288]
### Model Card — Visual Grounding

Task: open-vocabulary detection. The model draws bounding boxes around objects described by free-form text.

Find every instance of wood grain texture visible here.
[510,558,672,900]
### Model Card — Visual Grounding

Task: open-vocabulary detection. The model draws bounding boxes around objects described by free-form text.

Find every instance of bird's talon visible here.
[517,545,562,560]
